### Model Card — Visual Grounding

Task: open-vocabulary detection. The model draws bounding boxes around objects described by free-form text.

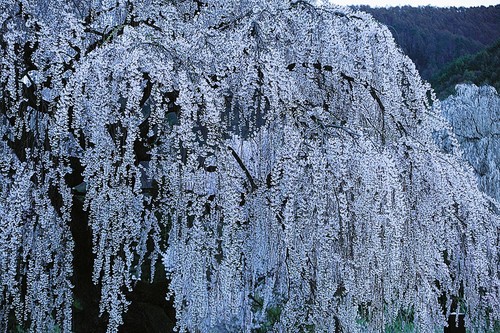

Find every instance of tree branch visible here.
[228,146,257,192]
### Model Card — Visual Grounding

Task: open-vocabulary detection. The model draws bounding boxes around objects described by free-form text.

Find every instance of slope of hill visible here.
[430,40,500,99]
[354,5,500,80]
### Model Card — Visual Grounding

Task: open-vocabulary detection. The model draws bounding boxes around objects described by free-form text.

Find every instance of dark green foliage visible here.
[430,40,500,99]
[250,294,282,333]
[384,312,415,333]
[354,5,500,80]
[300,324,315,333]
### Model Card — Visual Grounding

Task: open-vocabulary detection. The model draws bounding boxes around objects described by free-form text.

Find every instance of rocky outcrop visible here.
[441,84,500,202]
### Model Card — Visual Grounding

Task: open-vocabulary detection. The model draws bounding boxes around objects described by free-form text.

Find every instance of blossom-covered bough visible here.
[0,0,498,332]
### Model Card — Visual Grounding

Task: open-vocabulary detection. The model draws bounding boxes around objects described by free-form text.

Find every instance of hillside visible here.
[430,40,500,99]
[354,5,500,80]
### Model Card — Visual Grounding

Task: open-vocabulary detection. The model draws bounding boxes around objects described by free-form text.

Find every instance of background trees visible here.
[355,5,500,81]
[0,1,499,332]
[430,41,500,99]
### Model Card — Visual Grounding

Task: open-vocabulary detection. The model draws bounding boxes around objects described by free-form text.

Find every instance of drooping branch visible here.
[228,145,257,192]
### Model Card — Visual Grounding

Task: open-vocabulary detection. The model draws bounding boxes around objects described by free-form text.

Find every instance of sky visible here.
[329,0,499,7]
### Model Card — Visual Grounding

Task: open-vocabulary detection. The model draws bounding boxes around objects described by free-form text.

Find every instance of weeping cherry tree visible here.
[0,0,499,332]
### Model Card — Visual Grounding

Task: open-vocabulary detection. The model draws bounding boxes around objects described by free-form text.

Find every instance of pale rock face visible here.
[441,84,500,202]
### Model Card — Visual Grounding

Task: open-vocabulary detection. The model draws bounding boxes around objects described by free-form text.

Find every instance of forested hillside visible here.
[430,40,500,99]
[355,5,500,81]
